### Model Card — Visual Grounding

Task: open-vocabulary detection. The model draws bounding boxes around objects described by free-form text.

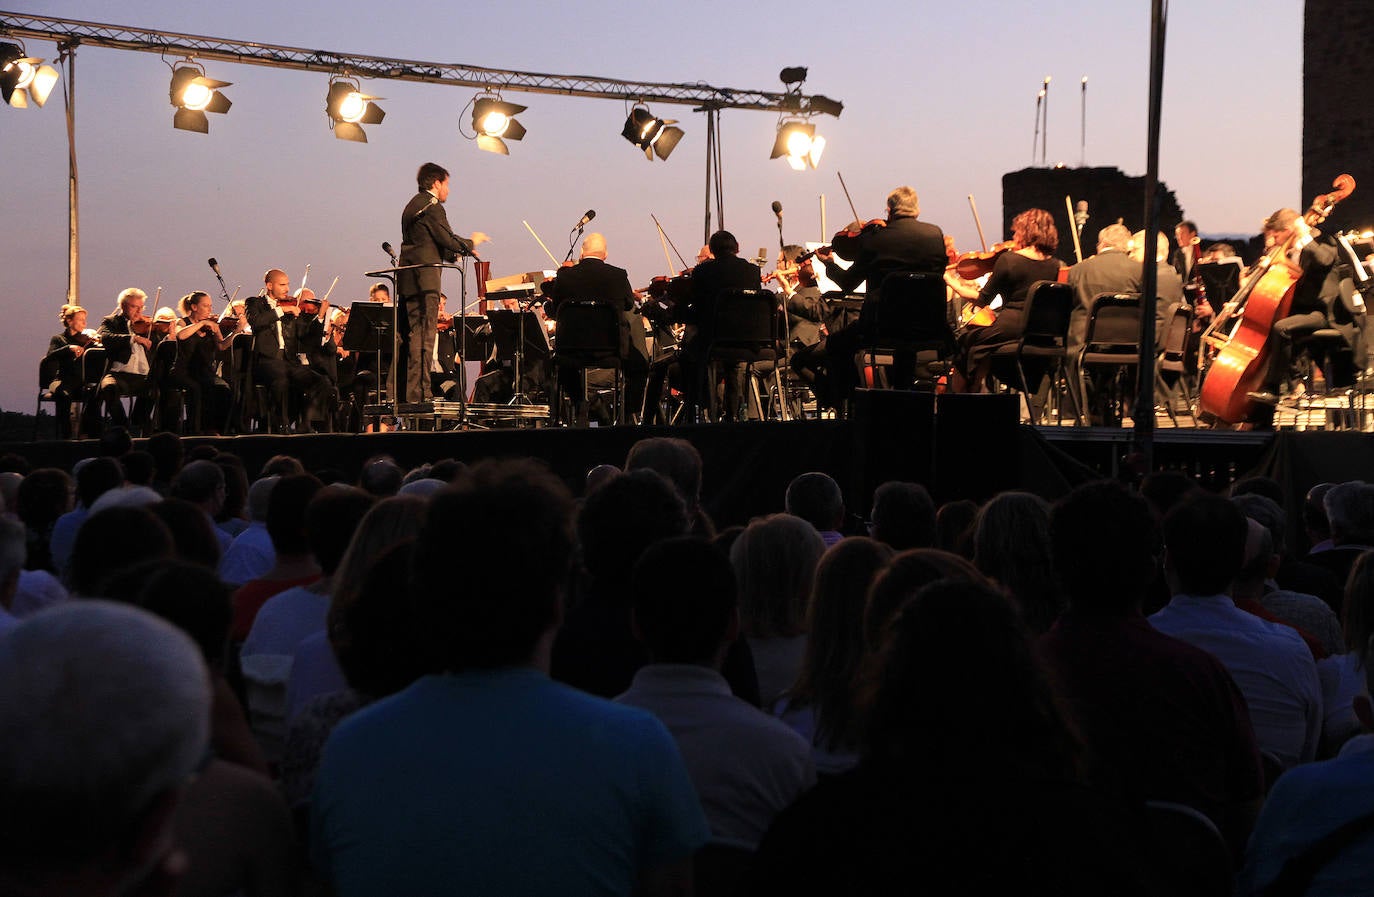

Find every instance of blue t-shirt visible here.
[312,668,710,897]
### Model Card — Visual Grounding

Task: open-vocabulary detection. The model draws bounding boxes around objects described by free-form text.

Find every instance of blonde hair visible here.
[59,304,86,325]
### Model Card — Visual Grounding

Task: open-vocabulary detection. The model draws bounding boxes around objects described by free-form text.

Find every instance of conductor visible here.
[398,162,488,403]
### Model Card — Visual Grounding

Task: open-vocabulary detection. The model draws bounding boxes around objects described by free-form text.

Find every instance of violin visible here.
[436,310,454,332]
[799,219,888,265]
[949,240,1017,281]
[129,315,172,337]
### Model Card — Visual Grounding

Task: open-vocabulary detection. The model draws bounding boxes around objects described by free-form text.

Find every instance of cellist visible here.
[1249,208,1340,407]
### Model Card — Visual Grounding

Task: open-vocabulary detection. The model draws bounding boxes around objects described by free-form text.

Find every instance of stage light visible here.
[621,104,683,162]
[168,62,232,134]
[779,66,808,87]
[326,76,385,143]
[0,41,59,109]
[469,93,526,155]
[771,119,825,170]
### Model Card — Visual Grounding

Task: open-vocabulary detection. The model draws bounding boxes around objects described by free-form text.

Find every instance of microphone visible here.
[415,196,438,218]
[208,258,221,276]
[771,200,783,221]
[382,242,398,265]
[575,209,596,229]
[1073,200,1089,232]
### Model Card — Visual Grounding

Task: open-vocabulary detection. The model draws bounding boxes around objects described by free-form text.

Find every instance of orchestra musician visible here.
[1173,220,1202,283]
[1065,223,1137,420]
[83,288,155,436]
[945,208,1063,393]
[818,186,948,408]
[549,232,649,418]
[245,269,333,432]
[680,229,762,421]
[397,162,489,404]
[1248,207,1342,407]
[774,245,830,398]
[368,282,392,305]
[43,304,95,439]
[168,290,244,435]
[432,293,463,402]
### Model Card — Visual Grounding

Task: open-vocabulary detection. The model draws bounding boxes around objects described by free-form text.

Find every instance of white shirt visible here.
[218,521,275,587]
[241,584,328,659]
[110,332,150,376]
[616,664,815,849]
[1150,593,1322,767]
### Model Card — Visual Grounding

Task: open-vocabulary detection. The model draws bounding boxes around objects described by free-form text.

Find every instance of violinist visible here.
[245,269,333,433]
[946,208,1063,392]
[43,304,95,438]
[775,245,830,397]
[1248,208,1341,407]
[431,293,464,402]
[168,291,243,435]
[820,186,949,408]
[83,288,155,436]
[1172,220,1202,283]
[368,283,393,305]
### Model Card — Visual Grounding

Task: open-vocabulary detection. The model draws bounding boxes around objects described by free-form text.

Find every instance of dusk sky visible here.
[1,1,1304,417]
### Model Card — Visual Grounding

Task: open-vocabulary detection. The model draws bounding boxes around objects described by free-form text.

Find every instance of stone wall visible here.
[1304,0,1374,233]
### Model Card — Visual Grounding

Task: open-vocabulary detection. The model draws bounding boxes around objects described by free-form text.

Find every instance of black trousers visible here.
[254,356,332,428]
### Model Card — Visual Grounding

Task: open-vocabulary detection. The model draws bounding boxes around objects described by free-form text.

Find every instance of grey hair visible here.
[246,475,281,523]
[0,601,210,866]
[88,485,163,514]
[1326,481,1374,546]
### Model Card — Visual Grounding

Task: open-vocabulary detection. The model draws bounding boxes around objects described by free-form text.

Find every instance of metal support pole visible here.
[1135,0,1169,469]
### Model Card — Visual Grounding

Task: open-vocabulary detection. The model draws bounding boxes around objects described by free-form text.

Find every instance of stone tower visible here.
[1304,0,1374,232]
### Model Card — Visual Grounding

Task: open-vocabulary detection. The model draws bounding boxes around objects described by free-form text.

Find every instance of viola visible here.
[436,312,454,332]
[797,219,888,265]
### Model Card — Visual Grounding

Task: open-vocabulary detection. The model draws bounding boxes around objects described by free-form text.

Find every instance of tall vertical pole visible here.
[1041,76,1051,166]
[1080,76,1088,167]
[62,41,79,303]
[1135,0,1168,470]
[703,108,715,245]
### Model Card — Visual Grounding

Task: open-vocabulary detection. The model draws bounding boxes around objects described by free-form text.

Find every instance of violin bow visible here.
[651,213,690,270]
[651,216,674,276]
[1065,195,1083,263]
[836,172,861,222]
[522,220,562,268]
[321,275,340,304]
[968,194,989,252]
[300,264,311,291]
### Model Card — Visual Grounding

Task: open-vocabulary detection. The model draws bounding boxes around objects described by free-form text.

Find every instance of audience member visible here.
[1041,480,1263,857]
[868,481,936,551]
[972,491,1062,634]
[748,580,1145,895]
[1319,552,1374,751]
[775,537,894,774]
[625,436,715,537]
[1232,492,1343,650]
[119,448,156,487]
[1309,481,1374,605]
[1150,493,1322,768]
[0,516,24,636]
[357,457,404,498]
[934,498,977,557]
[150,497,225,571]
[220,475,280,587]
[287,495,428,719]
[731,514,826,708]
[1238,636,1374,896]
[231,474,323,642]
[0,602,211,897]
[552,469,690,697]
[1231,519,1328,659]
[618,537,815,849]
[863,548,986,649]
[15,468,72,574]
[260,454,305,478]
[311,459,710,896]
[784,472,846,547]
[67,505,175,598]
[242,486,375,660]
[145,431,184,493]
[213,453,251,538]
[49,456,123,577]
[169,459,232,554]
[1305,482,1337,553]
[96,424,132,459]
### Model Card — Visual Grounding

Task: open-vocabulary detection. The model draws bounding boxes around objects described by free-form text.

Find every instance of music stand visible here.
[1197,260,1243,315]
[487,309,549,405]
[364,262,467,424]
[342,302,393,408]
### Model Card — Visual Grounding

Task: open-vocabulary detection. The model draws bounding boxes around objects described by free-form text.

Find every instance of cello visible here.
[1198,174,1355,424]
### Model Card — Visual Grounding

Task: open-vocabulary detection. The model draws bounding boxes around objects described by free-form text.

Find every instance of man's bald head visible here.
[264,268,287,285]
[581,233,608,260]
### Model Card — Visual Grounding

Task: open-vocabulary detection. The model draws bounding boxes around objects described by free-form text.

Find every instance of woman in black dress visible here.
[43,304,94,438]
[946,208,1063,392]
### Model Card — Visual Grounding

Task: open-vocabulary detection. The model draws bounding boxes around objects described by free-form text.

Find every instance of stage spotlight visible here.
[779,66,808,87]
[470,93,526,155]
[326,76,385,143]
[621,104,683,162]
[771,119,825,170]
[168,62,232,134]
[0,41,59,109]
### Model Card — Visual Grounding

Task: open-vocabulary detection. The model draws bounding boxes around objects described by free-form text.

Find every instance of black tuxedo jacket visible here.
[398,191,474,299]
[96,313,136,366]
[246,295,322,363]
[1066,250,1141,348]
[824,216,947,298]
[551,257,647,361]
[684,255,763,346]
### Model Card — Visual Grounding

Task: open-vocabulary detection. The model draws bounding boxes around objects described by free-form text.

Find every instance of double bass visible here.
[1198,174,1355,424]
